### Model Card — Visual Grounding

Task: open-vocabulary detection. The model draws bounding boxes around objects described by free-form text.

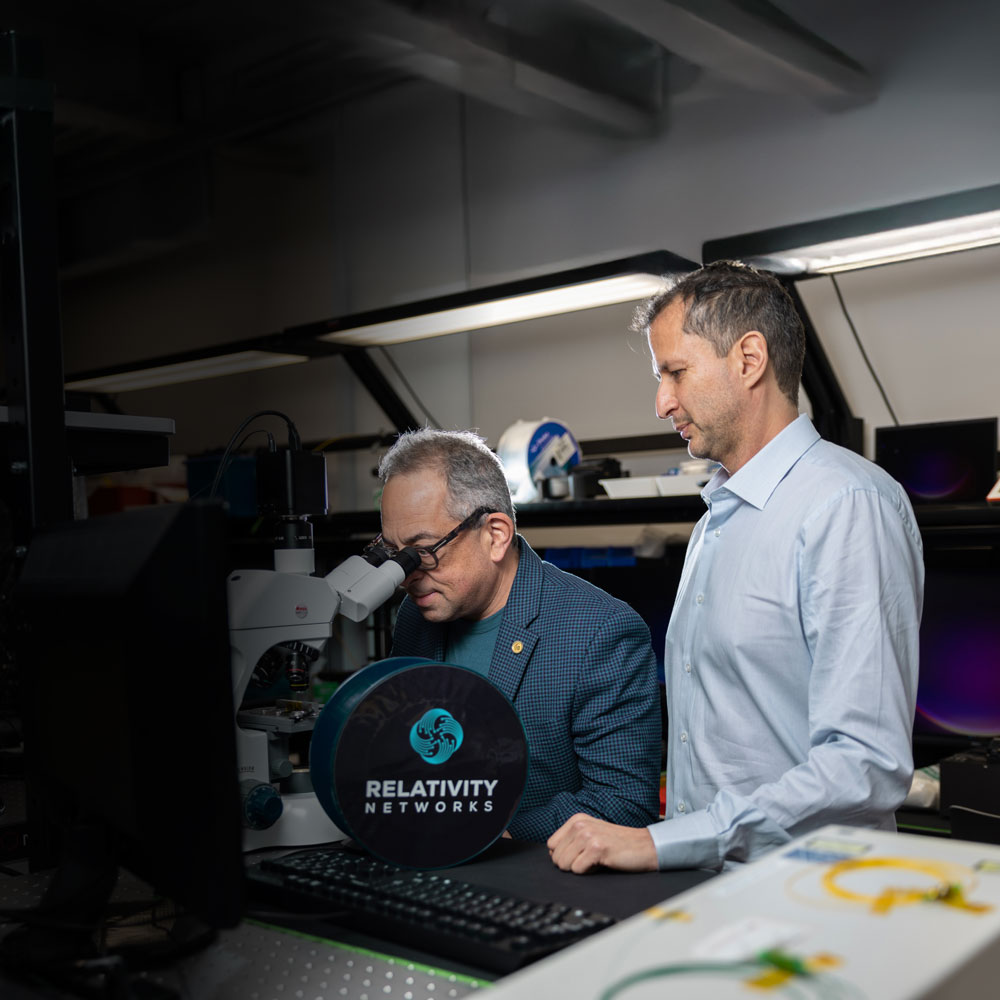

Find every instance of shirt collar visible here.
[702,413,820,511]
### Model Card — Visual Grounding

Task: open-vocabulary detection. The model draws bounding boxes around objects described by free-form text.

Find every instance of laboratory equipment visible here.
[221,414,419,850]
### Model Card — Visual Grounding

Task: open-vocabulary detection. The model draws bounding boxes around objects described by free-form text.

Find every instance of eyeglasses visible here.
[366,506,494,571]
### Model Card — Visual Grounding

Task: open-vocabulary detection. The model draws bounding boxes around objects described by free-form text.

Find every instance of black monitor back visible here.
[15,500,244,929]
[875,417,998,504]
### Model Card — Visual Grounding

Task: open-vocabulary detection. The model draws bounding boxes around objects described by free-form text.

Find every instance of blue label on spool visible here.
[310,658,529,868]
[526,421,580,480]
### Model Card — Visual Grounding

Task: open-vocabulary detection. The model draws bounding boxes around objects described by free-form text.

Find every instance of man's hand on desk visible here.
[547,814,658,873]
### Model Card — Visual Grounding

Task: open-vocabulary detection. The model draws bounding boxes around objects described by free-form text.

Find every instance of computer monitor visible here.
[875,417,998,504]
[8,501,244,970]
[913,550,1000,757]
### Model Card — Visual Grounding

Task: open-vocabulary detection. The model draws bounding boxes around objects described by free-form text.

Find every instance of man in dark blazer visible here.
[376,428,662,842]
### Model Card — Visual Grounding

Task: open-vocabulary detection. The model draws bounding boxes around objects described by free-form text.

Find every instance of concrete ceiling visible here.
[3,0,876,274]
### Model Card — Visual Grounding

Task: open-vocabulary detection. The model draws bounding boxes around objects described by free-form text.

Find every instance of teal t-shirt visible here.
[444,608,504,677]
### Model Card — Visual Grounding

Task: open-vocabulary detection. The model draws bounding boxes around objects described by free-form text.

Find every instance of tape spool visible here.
[310,657,529,868]
[497,418,581,503]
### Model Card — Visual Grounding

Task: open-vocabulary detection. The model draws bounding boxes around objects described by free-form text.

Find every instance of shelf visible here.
[0,406,175,476]
[219,499,1000,574]
[914,503,1000,546]
[233,498,1000,539]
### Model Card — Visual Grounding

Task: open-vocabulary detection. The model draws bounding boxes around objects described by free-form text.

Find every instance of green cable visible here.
[759,949,813,976]
[597,959,811,1000]
[596,950,869,1000]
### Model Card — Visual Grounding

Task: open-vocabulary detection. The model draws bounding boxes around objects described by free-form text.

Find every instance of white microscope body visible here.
[228,541,417,851]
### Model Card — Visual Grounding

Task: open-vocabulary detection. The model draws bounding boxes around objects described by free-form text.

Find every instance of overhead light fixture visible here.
[320,275,669,346]
[65,349,310,393]
[702,183,1000,275]
[63,252,697,395]
[760,209,1000,274]
[315,251,697,346]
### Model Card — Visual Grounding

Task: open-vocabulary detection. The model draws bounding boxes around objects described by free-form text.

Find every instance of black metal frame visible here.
[0,32,73,551]
[340,348,419,434]
[784,279,863,453]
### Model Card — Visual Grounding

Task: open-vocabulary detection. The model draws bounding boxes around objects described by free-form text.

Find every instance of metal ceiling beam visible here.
[333,0,663,137]
[577,0,875,108]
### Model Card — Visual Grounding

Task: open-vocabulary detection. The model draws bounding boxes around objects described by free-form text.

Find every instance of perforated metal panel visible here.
[0,869,486,999]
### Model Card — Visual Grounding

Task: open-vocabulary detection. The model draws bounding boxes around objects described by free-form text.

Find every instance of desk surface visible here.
[0,840,715,999]
[248,838,717,980]
[427,836,715,919]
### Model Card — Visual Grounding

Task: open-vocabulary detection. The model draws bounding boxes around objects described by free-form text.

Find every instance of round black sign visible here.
[310,658,528,868]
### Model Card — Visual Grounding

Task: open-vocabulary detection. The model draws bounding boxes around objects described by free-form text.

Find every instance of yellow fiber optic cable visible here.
[821,857,991,914]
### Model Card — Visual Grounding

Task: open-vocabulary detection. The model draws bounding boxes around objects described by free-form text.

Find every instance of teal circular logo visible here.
[409,708,464,764]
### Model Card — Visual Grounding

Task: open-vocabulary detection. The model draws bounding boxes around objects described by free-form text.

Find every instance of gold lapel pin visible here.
[511,640,524,654]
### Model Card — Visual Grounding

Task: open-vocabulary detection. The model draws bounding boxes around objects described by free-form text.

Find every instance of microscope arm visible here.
[228,547,420,705]
[228,545,420,846]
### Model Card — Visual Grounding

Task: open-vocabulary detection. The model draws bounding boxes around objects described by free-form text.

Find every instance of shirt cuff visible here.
[647,810,725,870]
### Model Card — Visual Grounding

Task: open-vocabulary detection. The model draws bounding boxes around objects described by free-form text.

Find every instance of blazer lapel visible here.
[488,537,542,703]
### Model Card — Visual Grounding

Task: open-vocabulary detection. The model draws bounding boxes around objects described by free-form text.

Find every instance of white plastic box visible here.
[483,824,1000,1000]
[655,472,710,496]
[598,476,661,499]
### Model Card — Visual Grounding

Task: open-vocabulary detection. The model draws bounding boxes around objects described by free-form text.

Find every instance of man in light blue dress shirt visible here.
[548,261,924,872]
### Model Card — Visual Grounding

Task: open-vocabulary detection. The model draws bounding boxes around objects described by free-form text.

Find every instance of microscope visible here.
[226,441,418,851]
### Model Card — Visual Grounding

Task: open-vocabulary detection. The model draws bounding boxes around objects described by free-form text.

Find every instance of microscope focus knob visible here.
[240,779,283,830]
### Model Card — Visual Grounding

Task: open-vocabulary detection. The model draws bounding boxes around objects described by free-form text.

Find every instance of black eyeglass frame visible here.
[366,505,495,571]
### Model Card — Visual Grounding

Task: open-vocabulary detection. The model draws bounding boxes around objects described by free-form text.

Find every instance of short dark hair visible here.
[377,428,516,524]
[632,260,805,405]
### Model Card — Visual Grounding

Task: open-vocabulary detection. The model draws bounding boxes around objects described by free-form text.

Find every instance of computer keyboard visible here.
[246,845,616,975]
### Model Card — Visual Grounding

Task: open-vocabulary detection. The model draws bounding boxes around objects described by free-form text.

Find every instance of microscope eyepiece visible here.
[362,545,421,577]
[361,544,390,567]
[392,547,422,578]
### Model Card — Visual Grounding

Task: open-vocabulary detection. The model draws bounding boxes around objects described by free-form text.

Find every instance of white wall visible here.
[797,244,1000,456]
[59,0,1000,508]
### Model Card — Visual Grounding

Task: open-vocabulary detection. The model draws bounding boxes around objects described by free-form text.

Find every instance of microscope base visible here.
[243,789,346,852]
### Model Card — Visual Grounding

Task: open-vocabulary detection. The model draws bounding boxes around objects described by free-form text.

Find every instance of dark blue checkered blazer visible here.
[390,537,661,841]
